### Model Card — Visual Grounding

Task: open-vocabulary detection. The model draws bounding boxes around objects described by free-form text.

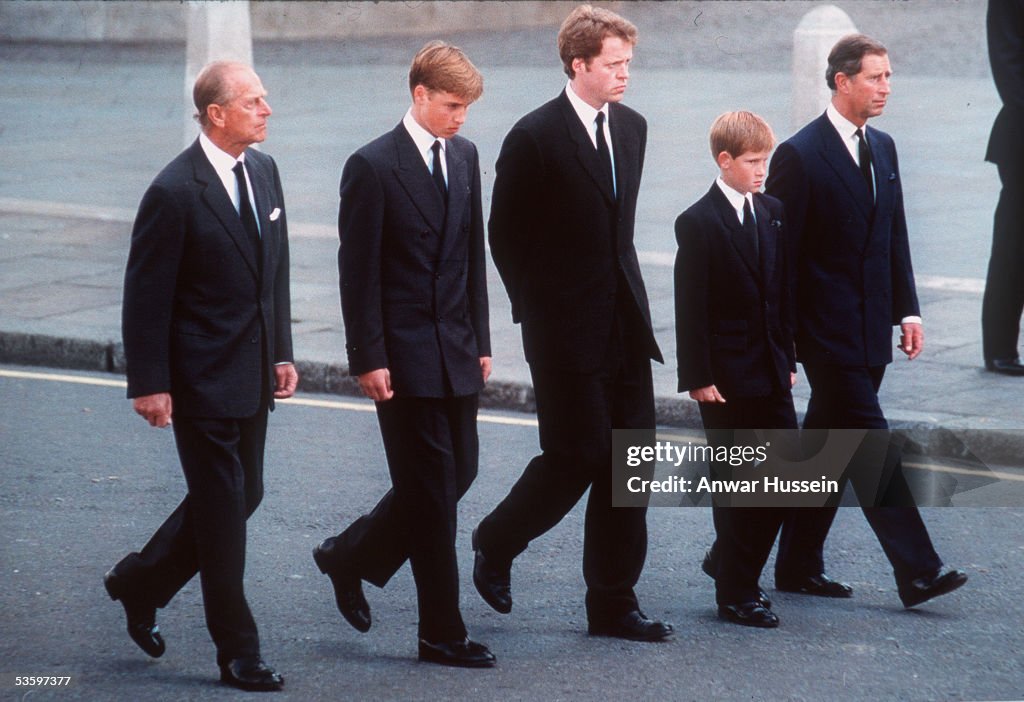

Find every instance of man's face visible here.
[212,67,272,155]
[411,86,471,139]
[571,35,633,109]
[836,52,892,125]
[718,149,771,196]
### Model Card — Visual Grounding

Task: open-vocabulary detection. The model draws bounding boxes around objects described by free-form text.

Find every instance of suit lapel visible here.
[190,141,260,279]
[391,124,446,234]
[710,184,760,283]
[439,139,469,261]
[866,125,895,222]
[247,151,276,286]
[815,115,873,222]
[559,93,616,207]
[753,194,777,286]
[609,103,636,209]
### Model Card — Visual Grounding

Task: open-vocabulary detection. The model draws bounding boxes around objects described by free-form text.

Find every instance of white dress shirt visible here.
[402,109,448,186]
[199,132,260,235]
[565,81,616,193]
[715,177,755,226]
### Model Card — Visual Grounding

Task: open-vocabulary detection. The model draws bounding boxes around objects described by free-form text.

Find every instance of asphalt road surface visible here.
[1,365,1021,701]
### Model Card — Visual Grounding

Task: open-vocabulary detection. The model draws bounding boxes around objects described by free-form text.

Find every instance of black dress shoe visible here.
[701,549,772,608]
[718,602,780,628]
[219,656,284,692]
[312,545,371,633]
[985,357,1024,376]
[588,610,674,642]
[103,570,165,658]
[418,638,496,668]
[776,573,853,598]
[471,528,512,614]
[899,567,968,608]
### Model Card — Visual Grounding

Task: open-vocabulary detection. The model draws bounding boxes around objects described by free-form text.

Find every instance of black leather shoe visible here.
[418,638,496,668]
[471,528,512,614]
[312,545,371,633]
[985,357,1024,376]
[899,568,968,608]
[718,601,780,628]
[103,570,165,658]
[219,656,284,692]
[701,549,772,608]
[588,610,674,642]
[776,573,853,598]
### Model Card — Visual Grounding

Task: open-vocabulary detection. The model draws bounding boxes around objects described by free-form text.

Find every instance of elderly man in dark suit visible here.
[471,4,672,642]
[311,42,494,669]
[766,34,966,609]
[982,0,1024,375]
[104,60,296,691]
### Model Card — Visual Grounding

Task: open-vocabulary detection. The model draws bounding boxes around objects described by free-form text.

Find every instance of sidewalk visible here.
[2,2,1021,467]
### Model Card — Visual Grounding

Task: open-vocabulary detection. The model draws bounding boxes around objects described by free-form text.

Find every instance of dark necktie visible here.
[232,161,261,266]
[742,197,759,259]
[595,111,615,195]
[431,140,447,201]
[855,127,874,202]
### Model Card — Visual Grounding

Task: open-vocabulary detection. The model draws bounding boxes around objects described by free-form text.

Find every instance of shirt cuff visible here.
[900,316,922,325]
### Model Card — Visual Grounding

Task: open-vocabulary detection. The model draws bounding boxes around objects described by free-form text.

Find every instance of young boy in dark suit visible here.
[674,111,795,628]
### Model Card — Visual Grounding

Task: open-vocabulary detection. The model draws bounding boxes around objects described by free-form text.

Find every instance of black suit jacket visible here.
[766,113,918,368]
[986,0,1024,165]
[489,91,661,372]
[674,185,795,398]
[122,139,293,417]
[338,123,490,398]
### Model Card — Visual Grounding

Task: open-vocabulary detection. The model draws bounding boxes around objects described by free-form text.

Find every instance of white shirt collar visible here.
[825,102,868,162]
[199,131,254,214]
[715,177,753,223]
[565,81,610,140]
[199,131,243,175]
[402,108,445,167]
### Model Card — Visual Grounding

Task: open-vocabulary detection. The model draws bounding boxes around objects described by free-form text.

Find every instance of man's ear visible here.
[716,151,733,171]
[206,104,225,128]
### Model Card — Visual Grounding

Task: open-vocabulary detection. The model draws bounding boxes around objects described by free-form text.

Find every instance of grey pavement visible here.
[1,0,1021,471]
[2,368,1022,701]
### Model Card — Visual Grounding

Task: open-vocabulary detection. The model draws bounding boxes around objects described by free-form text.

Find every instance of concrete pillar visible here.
[791,5,857,129]
[184,1,254,148]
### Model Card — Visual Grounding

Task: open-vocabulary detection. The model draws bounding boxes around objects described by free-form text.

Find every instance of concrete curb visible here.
[4,330,1021,467]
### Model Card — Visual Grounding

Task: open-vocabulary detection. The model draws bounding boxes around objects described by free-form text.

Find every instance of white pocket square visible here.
[269,207,281,222]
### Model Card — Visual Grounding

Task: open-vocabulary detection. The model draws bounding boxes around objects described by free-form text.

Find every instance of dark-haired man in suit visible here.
[766,34,967,608]
[472,4,672,642]
[105,60,296,691]
[312,41,494,669]
[982,0,1024,375]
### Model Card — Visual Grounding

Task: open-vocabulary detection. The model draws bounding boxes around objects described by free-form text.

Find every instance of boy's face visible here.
[717,149,771,195]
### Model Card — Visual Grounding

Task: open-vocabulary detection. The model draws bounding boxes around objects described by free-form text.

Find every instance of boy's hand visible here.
[689,384,726,403]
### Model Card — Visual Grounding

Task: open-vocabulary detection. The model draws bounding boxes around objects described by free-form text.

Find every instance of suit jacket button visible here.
[250,335,258,344]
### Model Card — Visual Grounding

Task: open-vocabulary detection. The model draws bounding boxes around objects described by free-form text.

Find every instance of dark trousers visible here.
[475,314,655,624]
[775,364,942,586]
[699,393,795,605]
[982,161,1024,362]
[110,409,269,665]
[316,394,479,642]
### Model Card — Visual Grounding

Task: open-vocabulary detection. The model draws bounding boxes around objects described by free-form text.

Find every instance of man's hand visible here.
[480,356,493,383]
[790,372,798,388]
[274,363,299,399]
[899,322,924,360]
[133,392,173,428]
[358,368,393,402]
[689,384,726,403]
